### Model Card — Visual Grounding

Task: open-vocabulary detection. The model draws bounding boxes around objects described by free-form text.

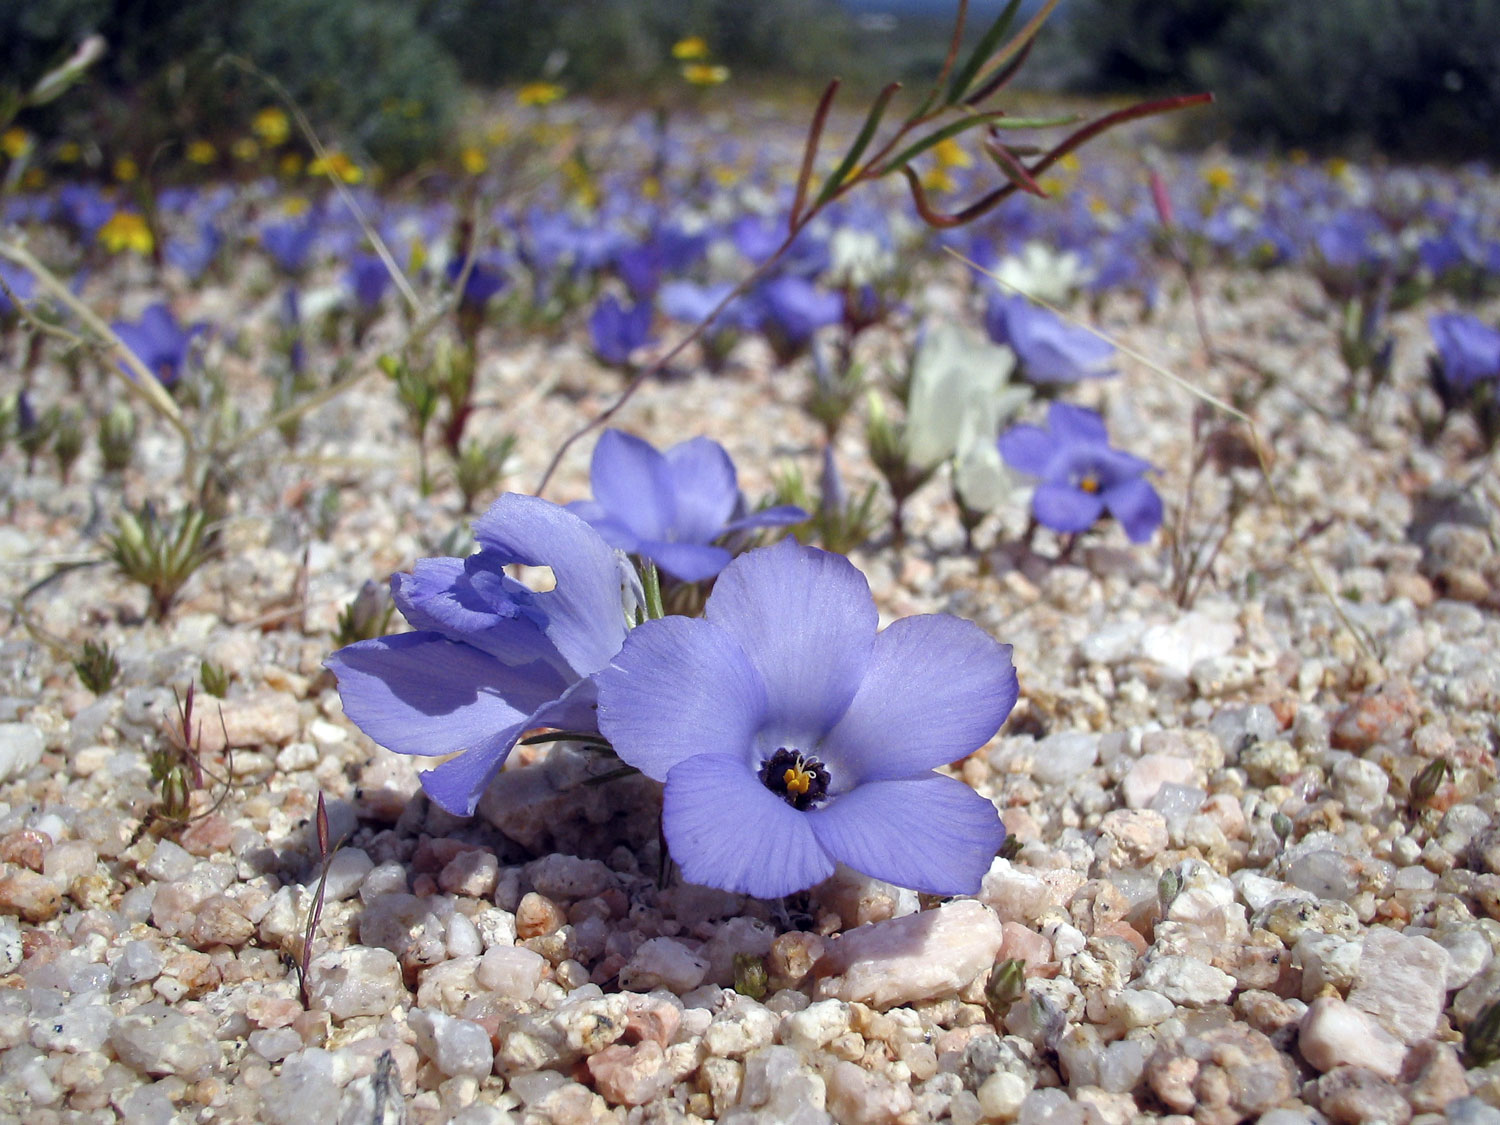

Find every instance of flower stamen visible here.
[759,748,830,810]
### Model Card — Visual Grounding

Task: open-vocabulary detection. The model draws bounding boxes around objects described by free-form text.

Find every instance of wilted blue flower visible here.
[112,303,196,388]
[985,295,1116,384]
[1429,313,1500,394]
[569,429,807,582]
[596,538,1014,897]
[589,295,654,367]
[326,494,631,816]
[999,402,1162,542]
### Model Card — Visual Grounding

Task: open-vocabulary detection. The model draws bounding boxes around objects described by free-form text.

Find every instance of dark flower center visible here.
[758,748,830,810]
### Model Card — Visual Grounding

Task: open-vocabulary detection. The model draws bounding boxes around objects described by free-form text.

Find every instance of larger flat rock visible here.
[814,899,1004,1010]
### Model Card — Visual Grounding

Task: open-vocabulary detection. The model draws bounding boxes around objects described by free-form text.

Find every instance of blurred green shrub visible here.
[9,0,459,174]
[1066,0,1500,159]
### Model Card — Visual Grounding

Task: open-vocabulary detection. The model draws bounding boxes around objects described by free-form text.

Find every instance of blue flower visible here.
[999,402,1162,542]
[260,219,319,275]
[569,429,807,582]
[755,276,842,356]
[1429,313,1500,394]
[985,295,1116,384]
[596,539,1013,898]
[588,295,654,367]
[326,494,632,816]
[347,252,392,311]
[112,303,196,388]
[0,262,35,320]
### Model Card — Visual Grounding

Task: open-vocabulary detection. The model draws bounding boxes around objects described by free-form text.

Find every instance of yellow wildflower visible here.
[113,156,139,183]
[2,128,31,160]
[1202,164,1234,192]
[99,212,154,255]
[933,137,972,169]
[187,140,217,165]
[21,168,45,190]
[309,151,364,183]
[681,63,730,87]
[283,196,311,217]
[231,137,260,162]
[920,166,957,194]
[672,35,710,61]
[56,141,82,163]
[460,145,488,175]
[253,107,291,147]
[279,152,305,177]
[517,82,565,107]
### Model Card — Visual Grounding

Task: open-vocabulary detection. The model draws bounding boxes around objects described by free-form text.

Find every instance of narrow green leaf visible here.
[813,82,902,208]
[946,0,1022,106]
[791,79,841,230]
[877,110,1009,179]
[986,113,1080,130]
[966,0,1061,93]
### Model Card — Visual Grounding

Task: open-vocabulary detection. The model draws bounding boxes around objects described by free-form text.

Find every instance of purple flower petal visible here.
[808,773,1005,895]
[1032,482,1104,533]
[722,504,811,534]
[418,744,512,817]
[1047,402,1109,446]
[997,424,1055,476]
[471,493,629,675]
[704,540,875,741]
[1102,477,1164,543]
[637,540,733,583]
[588,429,675,543]
[596,616,767,781]
[663,755,835,898]
[820,615,1017,783]
[662,437,739,544]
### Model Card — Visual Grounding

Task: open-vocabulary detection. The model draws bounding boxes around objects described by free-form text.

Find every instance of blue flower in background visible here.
[596,538,1013,898]
[999,402,1162,542]
[1429,313,1500,394]
[0,262,35,320]
[326,494,631,817]
[260,219,318,274]
[588,295,654,367]
[756,276,842,354]
[112,303,197,388]
[985,295,1116,383]
[446,252,509,309]
[569,429,807,582]
[347,252,392,311]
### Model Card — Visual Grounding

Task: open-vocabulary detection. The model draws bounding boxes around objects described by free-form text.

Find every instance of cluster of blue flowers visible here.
[328,433,1016,899]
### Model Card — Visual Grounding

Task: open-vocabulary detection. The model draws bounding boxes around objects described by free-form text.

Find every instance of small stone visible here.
[320,848,374,902]
[0,723,43,782]
[515,892,565,939]
[1133,955,1235,1007]
[1403,1040,1468,1115]
[1139,614,1238,677]
[525,853,613,901]
[1298,996,1405,1079]
[142,839,196,883]
[826,1059,914,1125]
[476,946,547,999]
[198,690,302,751]
[1331,756,1389,817]
[439,850,499,898]
[0,866,62,921]
[1121,755,1199,810]
[189,895,254,948]
[977,1069,1030,1119]
[1029,732,1099,786]
[618,937,709,994]
[769,931,826,990]
[1316,1066,1412,1125]
[1147,1023,1295,1123]
[306,947,405,1019]
[1330,679,1419,751]
[815,900,1004,1010]
[587,1041,669,1106]
[408,1009,493,1080]
[1347,926,1448,1045]
[1096,809,1170,868]
[702,997,778,1058]
[109,1004,219,1081]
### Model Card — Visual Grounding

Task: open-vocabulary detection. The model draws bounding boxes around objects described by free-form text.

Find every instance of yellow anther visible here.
[783,767,812,795]
[1080,474,1100,494]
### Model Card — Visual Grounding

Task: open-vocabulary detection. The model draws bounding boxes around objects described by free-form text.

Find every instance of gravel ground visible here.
[2,177,1500,1124]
